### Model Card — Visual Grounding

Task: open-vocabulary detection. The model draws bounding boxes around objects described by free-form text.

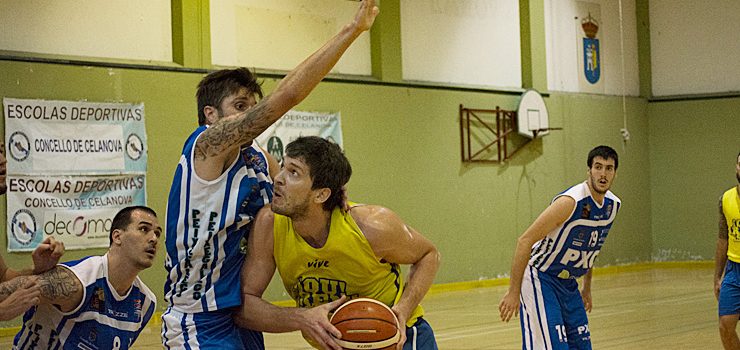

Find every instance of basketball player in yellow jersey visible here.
[716,151,740,350]
[235,136,440,350]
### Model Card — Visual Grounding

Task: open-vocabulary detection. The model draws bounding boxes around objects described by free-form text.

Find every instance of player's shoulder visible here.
[254,206,277,230]
[134,276,157,303]
[349,204,394,223]
[349,204,403,236]
[605,190,621,204]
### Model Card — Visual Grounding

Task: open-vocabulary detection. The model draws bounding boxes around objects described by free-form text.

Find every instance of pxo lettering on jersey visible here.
[559,248,599,268]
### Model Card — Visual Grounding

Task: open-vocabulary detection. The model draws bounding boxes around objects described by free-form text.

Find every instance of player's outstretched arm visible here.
[0,279,39,320]
[0,265,82,314]
[499,196,575,322]
[1,237,65,282]
[236,207,346,350]
[194,0,379,168]
[353,205,441,349]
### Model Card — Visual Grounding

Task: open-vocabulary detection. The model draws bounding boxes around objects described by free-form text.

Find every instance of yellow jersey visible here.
[273,205,424,327]
[723,187,740,263]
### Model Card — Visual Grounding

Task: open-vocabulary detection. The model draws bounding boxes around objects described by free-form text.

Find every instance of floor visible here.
[1,267,721,349]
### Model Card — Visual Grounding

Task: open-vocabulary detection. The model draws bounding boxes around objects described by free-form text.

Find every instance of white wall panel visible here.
[0,0,172,62]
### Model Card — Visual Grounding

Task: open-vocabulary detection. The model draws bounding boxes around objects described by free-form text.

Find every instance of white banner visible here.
[6,174,147,251]
[3,98,147,174]
[3,98,148,251]
[256,110,343,164]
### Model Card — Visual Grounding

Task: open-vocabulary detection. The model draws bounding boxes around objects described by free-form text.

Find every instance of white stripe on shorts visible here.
[521,267,552,350]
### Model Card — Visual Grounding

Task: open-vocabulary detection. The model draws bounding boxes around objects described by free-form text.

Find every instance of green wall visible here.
[648,97,740,261]
[0,60,654,316]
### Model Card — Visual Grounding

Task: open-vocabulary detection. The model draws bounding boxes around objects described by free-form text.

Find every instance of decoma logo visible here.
[44,213,113,236]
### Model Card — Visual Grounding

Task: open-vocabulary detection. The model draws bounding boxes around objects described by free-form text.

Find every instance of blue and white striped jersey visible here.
[165,126,273,313]
[13,255,156,350]
[529,181,621,279]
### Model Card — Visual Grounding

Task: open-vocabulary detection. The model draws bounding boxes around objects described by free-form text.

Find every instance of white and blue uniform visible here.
[163,126,272,349]
[13,255,156,350]
[520,182,620,350]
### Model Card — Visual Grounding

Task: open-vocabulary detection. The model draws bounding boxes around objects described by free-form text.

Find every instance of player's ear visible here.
[111,229,124,246]
[314,188,331,205]
[203,105,219,125]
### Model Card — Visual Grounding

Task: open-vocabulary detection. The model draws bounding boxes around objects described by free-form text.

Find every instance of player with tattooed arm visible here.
[0,206,161,349]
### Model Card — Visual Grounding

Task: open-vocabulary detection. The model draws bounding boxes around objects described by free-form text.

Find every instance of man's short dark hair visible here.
[587,145,619,170]
[285,136,352,211]
[109,206,157,245]
[196,68,263,126]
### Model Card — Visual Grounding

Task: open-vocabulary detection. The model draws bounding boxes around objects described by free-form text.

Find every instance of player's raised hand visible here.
[350,0,379,34]
[300,295,348,350]
[32,236,65,274]
[0,278,40,321]
[498,290,520,322]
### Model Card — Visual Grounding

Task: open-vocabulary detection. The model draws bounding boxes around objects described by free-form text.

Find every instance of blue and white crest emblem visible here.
[581,13,600,84]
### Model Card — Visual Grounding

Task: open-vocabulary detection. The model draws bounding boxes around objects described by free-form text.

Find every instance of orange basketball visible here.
[329,298,401,350]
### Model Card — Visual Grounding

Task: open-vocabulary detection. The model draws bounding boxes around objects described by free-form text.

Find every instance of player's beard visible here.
[736,171,739,184]
[590,176,607,195]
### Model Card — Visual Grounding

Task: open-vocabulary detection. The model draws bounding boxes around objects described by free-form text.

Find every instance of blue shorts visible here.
[519,266,591,350]
[404,317,437,350]
[162,307,264,350]
[720,260,740,316]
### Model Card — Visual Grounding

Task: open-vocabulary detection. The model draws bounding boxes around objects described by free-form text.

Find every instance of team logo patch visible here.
[581,203,591,219]
[8,131,31,162]
[90,286,106,312]
[10,209,37,245]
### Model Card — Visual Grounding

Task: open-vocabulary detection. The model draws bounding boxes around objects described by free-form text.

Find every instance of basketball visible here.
[329,298,401,350]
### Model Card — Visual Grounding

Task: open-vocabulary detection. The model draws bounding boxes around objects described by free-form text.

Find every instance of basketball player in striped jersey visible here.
[0,206,160,349]
[235,136,440,350]
[162,1,379,349]
[715,151,740,349]
[499,146,621,350]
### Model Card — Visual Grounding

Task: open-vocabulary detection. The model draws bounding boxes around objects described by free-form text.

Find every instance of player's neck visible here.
[106,253,137,296]
[586,180,606,206]
[292,207,332,248]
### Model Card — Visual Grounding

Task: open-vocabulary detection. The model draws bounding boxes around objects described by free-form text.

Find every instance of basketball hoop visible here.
[516,90,562,139]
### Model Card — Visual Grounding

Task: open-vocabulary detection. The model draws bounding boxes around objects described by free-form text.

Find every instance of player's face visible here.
[272,156,316,218]
[212,87,257,123]
[0,142,6,195]
[119,210,162,270]
[588,156,616,195]
[735,154,740,184]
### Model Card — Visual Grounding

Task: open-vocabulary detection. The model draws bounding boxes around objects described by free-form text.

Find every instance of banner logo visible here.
[8,131,31,162]
[126,133,144,161]
[11,209,37,245]
[267,136,284,164]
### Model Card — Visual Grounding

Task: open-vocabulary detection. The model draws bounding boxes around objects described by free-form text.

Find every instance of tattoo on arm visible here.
[194,98,277,161]
[38,267,80,300]
[0,277,26,300]
[0,267,79,304]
